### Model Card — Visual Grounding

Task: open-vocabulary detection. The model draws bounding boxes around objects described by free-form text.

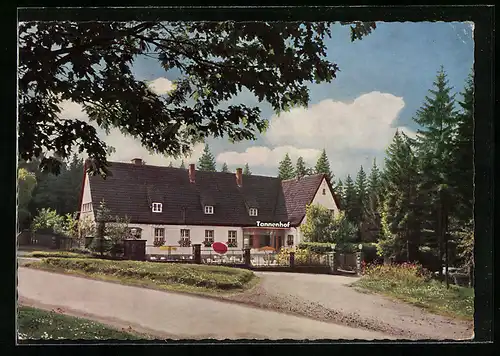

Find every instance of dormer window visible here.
[152,202,163,213]
[204,205,214,215]
[249,208,258,217]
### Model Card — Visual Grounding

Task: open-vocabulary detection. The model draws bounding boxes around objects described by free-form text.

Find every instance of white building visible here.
[78,159,340,256]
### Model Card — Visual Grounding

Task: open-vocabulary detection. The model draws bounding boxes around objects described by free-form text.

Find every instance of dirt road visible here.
[17,268,395,340]
[226,272,473,340]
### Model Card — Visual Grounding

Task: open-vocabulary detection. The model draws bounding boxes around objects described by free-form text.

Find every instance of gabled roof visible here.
[281,175,325,224]
[85,161,337,227]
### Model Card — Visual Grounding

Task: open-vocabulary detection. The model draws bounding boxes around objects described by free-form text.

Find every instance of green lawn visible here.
[17,306,146,340]
[25,257,258,296]
[353,264,474,320]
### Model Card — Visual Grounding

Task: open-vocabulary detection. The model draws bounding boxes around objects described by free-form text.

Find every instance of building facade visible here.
[78,159,340,255]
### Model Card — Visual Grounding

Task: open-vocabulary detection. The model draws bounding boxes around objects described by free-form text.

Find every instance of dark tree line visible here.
[18,154,85,229]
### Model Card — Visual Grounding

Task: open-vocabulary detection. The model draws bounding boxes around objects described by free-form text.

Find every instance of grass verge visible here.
[352,263,474,321]
[24,251,92,259]
[24,257,258,297]
[17,306,145,340]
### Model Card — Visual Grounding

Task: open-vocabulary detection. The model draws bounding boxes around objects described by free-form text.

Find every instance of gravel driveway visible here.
[17,268,396,340]
[225,272,473,340]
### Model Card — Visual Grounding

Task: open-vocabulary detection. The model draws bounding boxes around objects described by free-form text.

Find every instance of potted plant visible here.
[203,239,213,247]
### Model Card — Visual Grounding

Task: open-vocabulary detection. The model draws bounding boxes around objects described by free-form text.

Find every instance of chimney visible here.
[189,163,196,183]
[236,168,243,187]
[131,158,143,165]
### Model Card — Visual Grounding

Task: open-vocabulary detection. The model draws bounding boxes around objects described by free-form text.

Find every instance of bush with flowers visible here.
[362,262,433,284]
[276,247,323,266]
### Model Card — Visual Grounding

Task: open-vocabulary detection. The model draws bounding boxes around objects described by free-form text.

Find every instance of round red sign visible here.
[212,242,228,254]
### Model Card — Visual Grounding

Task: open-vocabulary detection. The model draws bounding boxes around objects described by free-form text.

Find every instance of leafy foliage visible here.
[17,168,37,230]
[297,241,335,253]
[301,204,335,243]
[19,21,375,175]
[31,208,65,234]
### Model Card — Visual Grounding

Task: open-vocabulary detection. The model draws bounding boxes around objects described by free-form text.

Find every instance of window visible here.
[179,229,191,247]
[227,231,237,247]
[249,208,258,216]
[154,228,165,247]
[204,205,214,214]
[82,203,92,212]
[203,230,214,247]
[152,202,163,213]
[287,235,294,246]
[322,188,326,195]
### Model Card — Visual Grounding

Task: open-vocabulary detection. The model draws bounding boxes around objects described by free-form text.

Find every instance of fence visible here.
[201,249,245,265]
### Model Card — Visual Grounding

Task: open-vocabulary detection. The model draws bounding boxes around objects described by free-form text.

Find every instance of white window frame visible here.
[249,208,258,216]
[154,228,165,246]
[228,231,237,242]
[204,205,214,214]
[287,235,294,246]
[204,230,214,244]
[82,203,92,212]
[152,202,163,213]
[180,229,190,238]
[322,188,326,195]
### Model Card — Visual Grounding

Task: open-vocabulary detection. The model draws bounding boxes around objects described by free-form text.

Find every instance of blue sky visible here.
[62,21,474,180]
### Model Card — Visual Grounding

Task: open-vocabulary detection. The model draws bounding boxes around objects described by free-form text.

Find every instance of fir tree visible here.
[295,156,308,178]
[413,66,458,275]
[334,179,345,208]
[179,160,185,169]
[450,73,473,224]
[364,158,383,242]
[278,153,295,180]
[243,163,252,175]
[198,144,217,172]
[355,166,368,218]
[381,130,422,262]
[343,174,357,223]
[314,149,333,182]
[168,162,173,167]
[221,162,229,172]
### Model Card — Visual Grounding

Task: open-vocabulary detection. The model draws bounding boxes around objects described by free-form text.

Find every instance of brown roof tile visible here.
[87,162,335,227]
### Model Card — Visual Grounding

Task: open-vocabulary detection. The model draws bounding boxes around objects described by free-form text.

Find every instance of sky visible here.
[59,21,474,180]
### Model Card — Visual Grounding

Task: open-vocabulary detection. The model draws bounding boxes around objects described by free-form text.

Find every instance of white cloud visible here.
[266,91,408,151]
[217,146,322,168]
[55,91,415,177]
[216,92,415,178]
[57,100,203,166]
[146,77,176,95]
[59,100,88,121]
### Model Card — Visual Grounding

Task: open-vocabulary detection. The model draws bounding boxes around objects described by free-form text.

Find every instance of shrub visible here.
[27,251,92,259]
[33,258,255,291]
[297,242,335,254]
[276,247,324,266]
[363,262,433,283]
